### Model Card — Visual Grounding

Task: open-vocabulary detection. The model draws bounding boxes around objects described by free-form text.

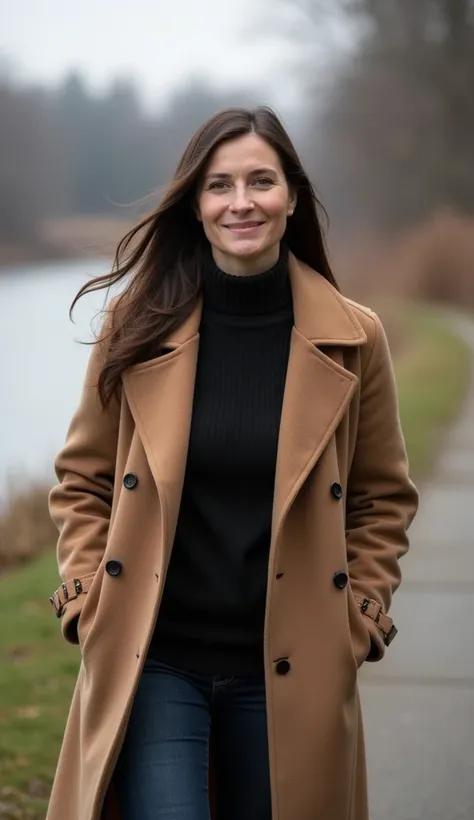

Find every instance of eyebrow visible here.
[205,167,278,180]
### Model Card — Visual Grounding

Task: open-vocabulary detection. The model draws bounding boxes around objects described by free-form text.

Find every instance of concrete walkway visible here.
[360,313,474,820]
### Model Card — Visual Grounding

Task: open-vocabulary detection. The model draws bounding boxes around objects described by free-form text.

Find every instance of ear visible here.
[194,202,202,222]
[287,190,297,216]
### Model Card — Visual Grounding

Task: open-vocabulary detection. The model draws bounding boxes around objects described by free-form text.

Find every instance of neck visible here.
[210,243,280,277]
[203,244,291,316]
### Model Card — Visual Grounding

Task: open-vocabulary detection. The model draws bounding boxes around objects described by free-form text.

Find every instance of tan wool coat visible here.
[47,253,419,820]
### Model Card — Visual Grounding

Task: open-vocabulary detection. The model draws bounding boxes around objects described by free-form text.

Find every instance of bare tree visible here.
[269,0,474,227]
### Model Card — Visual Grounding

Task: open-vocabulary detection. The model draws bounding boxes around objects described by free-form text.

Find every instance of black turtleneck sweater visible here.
[148,249,294,676]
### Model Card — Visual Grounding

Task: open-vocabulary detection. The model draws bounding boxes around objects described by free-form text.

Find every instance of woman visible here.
[47,106,418,820]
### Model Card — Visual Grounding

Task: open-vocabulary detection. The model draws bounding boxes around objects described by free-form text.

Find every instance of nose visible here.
[229,183,254,213]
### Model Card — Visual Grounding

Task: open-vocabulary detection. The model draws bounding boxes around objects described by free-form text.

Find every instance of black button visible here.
[123,473,138,490]
[333,570,348,590]
[275,659,291,676]
[330,482,343,500]
[106,560,123,577]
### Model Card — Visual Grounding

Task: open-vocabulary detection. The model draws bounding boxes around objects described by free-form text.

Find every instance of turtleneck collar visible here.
[202,245,292,316]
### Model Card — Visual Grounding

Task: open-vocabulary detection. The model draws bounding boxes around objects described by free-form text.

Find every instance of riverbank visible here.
[0,217,132,271]
[0,239,65,270]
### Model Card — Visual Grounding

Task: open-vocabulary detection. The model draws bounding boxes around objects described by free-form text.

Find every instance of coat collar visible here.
[163,252,367,350]
[122,252,367,555]
[288,253,366,346]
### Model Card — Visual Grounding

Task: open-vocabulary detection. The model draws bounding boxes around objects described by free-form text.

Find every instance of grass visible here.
[0,303,470,818]
[394,304,471,478]
[0,552,79,819]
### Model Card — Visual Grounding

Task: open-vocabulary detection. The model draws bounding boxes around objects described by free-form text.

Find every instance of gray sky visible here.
[0,0,305,110]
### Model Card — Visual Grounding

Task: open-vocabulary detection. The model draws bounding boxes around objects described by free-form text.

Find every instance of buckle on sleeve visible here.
[384,624,398,646]
[49,591,62,618]
[354,592,398,647]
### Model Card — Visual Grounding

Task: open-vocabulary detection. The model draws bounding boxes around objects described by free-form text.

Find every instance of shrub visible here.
[0,478,56,572]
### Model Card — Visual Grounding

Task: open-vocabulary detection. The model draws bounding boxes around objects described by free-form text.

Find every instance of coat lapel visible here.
[121,303,202,553]
[271,255,367,535]
[121,253,368,552]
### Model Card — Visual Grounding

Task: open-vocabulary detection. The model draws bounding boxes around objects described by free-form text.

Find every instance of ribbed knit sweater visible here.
[148,248,294,675]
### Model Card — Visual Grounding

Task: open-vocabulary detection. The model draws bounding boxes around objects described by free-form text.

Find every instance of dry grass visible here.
[0,479,56,573]
[332,210,474,310]
[0,217,133,269]
[41,216,133,261]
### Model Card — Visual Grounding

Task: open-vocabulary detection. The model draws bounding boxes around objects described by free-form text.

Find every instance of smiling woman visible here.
[68,106,337,407]
[46,106,418,820]
[196,135,296,275]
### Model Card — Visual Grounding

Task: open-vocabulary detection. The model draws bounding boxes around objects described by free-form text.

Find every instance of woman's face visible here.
[196,133,296,276]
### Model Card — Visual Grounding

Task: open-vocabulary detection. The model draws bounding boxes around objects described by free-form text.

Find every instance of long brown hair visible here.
[72,106,338,407]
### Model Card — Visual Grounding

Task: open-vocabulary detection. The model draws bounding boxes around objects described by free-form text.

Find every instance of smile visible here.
[223,222,265,233]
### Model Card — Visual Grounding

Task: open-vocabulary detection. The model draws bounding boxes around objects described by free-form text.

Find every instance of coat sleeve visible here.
[48,313,120,644]
[346,311,419,662]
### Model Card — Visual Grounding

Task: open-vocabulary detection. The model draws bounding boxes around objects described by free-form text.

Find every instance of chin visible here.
[225,241,266,258]
[231,248,262,259]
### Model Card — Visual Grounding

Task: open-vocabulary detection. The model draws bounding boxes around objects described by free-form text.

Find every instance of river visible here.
[0,257,114,492]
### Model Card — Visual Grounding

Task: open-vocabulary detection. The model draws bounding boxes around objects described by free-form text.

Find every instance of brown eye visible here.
[208,181,228,191]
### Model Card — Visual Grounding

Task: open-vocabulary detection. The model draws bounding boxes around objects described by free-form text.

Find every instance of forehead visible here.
[205,133,283,175]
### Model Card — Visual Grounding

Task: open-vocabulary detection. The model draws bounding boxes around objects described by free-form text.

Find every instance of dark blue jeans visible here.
[115,659,271,820]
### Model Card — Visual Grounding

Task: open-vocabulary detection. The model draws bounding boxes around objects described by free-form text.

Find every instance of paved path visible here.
[360,313,474,820]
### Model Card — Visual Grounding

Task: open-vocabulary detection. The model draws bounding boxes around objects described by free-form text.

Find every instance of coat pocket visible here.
[76,568,104,649]
[50,570,98,644]
[347,586,372,670]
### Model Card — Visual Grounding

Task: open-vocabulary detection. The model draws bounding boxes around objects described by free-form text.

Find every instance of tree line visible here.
[289,0,474,229]
[0,70,255,244]
[2,0,474,245]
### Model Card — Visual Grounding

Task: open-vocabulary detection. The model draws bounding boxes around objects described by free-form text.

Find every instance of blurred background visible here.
[0,2,473,818]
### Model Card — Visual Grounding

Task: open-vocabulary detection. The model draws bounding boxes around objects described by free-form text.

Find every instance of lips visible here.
[223,221,265,232]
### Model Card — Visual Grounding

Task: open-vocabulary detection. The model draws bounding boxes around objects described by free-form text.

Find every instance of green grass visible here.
[0,552,79,819]
[394,305,471,479]
[0,305,470,818]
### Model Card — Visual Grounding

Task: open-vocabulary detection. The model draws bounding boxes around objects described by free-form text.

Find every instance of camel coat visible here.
[47,253,418,820]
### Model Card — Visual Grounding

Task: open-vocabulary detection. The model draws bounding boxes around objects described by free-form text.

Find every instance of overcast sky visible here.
[0,0,308,110]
